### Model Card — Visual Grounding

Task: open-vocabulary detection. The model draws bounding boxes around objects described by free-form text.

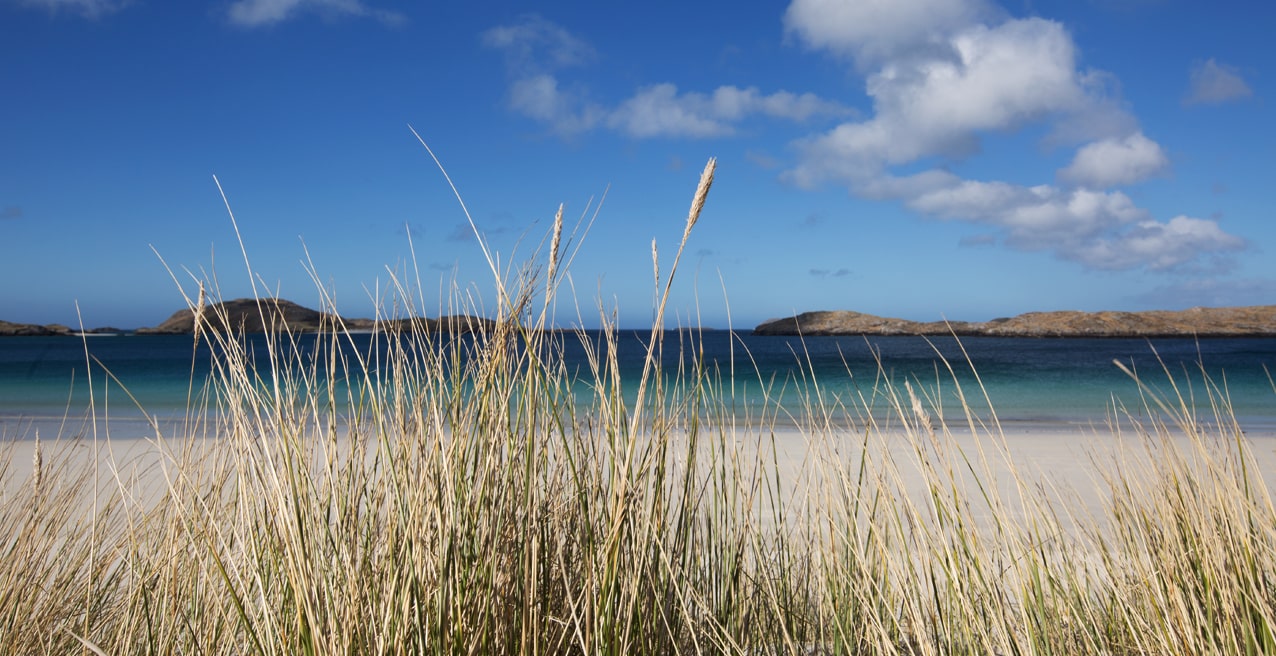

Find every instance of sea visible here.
[2,331,1274,440]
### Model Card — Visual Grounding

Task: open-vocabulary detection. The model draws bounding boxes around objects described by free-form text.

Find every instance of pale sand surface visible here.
[5,418,1276,528]
[718,420,1276,530]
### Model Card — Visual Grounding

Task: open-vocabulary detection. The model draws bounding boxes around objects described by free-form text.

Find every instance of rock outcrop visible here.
[135,298,350,334]
[753,306,1276,338]
[133,298,495,335]
[0,320,74,337]
[9,303,1276,338]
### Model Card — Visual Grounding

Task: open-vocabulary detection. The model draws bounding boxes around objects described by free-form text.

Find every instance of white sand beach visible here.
[8,418,1275,531]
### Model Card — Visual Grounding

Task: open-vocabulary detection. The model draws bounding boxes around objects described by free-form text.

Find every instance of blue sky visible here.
[2,0,1272,330]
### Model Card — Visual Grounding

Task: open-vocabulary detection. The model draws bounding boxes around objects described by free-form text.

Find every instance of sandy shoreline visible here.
[6,415,1276,525]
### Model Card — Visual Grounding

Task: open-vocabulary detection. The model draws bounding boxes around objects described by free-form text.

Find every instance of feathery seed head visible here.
[32,432,43,494]
[682,157,716,241]
[546,203,564,287]
[651,238,659,288]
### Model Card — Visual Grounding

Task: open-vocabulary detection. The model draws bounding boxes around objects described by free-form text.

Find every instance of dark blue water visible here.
[2,332,1273,437]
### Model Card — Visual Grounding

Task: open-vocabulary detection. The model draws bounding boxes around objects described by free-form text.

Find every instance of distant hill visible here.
[134,298,358,334]
[753,306,1276,338]
[7,303,1276,338]
[0,320,74,337]
[1,298,499,336]
[133,298,495,335]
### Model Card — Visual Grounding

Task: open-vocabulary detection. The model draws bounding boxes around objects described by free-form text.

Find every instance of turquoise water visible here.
[2,332,1274,438]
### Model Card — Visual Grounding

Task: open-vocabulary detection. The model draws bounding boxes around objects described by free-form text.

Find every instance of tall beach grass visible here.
[3,157,1275,654]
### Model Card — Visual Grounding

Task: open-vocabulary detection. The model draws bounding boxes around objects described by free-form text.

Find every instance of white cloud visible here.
[788,18,1095,183]
[507,74,604,136]
[1058,132,1169,188]
[899,177,1243,270]
[14,0,128,18]
[1185,58,1253,106]
[484,17,850,139]
[783,0,997,66]
[780,1,1244,274]
[227,0,404,27]
[1068,216,1246,272]
[605,84,850,138]
[907,180,1144,245]
[481,14,596,73]
[608,84,737,138]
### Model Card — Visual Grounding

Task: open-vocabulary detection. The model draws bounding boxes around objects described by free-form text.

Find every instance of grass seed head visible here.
[32,431,42,494]
[682,157,716,242]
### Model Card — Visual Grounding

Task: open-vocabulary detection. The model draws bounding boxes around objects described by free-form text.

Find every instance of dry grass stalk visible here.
[546,203,564,292]
[31,431,42,495]
[2,155,1273,654]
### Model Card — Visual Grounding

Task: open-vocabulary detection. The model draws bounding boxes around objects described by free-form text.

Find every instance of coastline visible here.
[8,414,1276,525]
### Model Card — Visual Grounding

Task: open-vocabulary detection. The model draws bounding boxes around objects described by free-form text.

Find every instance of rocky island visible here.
[1,298,496,336]
[134,298,496,335]
[752,306,1276,338]
[6,302,1276,338]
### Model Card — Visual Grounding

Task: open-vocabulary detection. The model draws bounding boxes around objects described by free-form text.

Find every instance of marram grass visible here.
[3,158,1275,654]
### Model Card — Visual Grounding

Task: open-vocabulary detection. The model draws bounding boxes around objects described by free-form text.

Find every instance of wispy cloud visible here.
[606,84,850,138]
[798,212,822,228]
[810,267,851,278]
[481,14,596,73]
[227,0,405,28]
[746,150,781,170]
[395,222,428,238]
[446,223,476,243]
[781,0,1244,273]
[12,0,128,19]
[959,234,997,247]
[1133,277,1276,309]
[0,206,22,220]
[445,219,513,243]
[483,15,851,139]
[1184,58,1253,106]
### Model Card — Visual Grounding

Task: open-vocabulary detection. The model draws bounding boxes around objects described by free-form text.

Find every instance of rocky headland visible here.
[0,320,76,337]
[1,299,496,336]
[134,298,366,334]
[0,320,125,337]
[134,298,497,335]
[752,306,1276,338]
[7,302,1276,338]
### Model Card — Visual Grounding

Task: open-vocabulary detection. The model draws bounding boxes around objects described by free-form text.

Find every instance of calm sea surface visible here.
[2,332,1274,438]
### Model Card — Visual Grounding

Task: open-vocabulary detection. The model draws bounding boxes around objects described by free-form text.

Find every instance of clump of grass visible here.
[1,155,1274,654]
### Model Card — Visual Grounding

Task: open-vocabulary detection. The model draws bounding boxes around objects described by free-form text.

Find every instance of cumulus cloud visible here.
[1184,58,1253,106]
[1066,215,1245,272]
[785,17,1118,185]
[1058,132,1169,188]
[12,0,128,18]
[782,0,998,66]
[227,0,404,27]
[780,0,1243,273]
[484,15,850,139]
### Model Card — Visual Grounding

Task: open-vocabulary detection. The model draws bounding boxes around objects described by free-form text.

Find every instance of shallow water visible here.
[2,331,1273,439]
